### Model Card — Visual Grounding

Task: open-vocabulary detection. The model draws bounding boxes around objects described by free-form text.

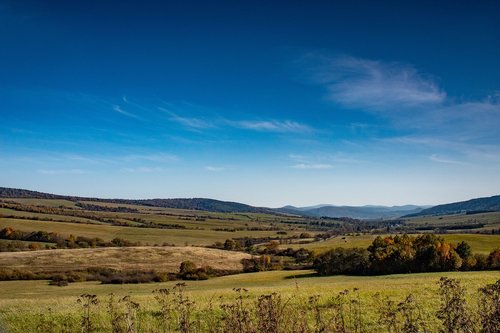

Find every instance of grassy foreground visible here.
[0,270,498,332]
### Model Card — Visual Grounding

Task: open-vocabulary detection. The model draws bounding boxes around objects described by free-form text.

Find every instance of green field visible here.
[0,217,295,246]
[404,211,500,230]
[1,197,500,332]
[281,233,500,254]
[2,198,79,208]
[0,270,498,332]
[0,198,312,247]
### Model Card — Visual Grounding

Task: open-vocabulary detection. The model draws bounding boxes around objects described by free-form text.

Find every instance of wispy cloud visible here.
[429,154,468,165]
[121,153,179,163]
[301,54,500,166]
[230,120,312,133]
[306,55,446,110]
[288,153,334,169]
[113,105,142,120]
[120,167,164,173]
[290,163,333,170]
[205,166,226,172]
[37,169,88,175]
[158,104,313,134]
[159,107,214,130]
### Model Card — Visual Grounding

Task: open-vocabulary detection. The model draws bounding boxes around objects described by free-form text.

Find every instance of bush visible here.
[487,248,500,269]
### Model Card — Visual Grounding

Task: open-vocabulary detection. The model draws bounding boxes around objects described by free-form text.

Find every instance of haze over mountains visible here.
[1,187,499,220]
[279,204,429,220]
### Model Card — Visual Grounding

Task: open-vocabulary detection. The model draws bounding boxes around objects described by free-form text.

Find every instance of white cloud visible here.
[159,107,214,130]
[429,154,468,165]
[120,167,164,173]
[121,153,179,163]
[158,103,313,134]
[288,153,307,161]
[113,105,141,120]
[205,166,226,172]
[291,163,333,170]
[231,120,312,133]
[307,55,446,110]
[37,169,88,175]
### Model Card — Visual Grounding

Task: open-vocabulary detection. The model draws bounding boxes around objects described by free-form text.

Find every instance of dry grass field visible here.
[0,246,251,273]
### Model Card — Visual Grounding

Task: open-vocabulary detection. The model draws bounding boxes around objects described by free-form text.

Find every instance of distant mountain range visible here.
[278,204,429,220]
[1,187,499,219]
[0,187,273,214]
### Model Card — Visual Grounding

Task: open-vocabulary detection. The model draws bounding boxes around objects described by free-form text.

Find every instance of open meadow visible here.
[0,270,498,332]
[0,198,311,246]
[1,196,499,332]
[282,233,500,254]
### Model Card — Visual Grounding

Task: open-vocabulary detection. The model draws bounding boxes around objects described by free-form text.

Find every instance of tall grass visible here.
[2,278,498,332]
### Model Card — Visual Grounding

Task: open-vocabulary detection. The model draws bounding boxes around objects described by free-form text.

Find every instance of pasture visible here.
[282,233,500,254]
[0,270,498,332]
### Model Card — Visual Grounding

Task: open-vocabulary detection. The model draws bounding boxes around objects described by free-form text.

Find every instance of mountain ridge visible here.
[277,204,429,220]
[0,187,273,214]
[2,187,499,219]
[404,194,500,217]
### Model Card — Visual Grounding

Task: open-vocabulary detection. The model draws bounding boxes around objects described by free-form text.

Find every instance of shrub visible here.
[436,277,474,332]
[478,280,500,333]
[487,249,500,269]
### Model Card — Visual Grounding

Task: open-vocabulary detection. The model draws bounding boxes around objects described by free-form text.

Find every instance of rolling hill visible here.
[405,195,500,217]
[3,186,499,220]
[0,187,273,214]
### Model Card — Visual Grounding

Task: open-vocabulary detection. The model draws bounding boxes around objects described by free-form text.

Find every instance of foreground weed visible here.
[173,282,197,333]
[375,293,428,333]
[108,293,126,333]
[153,288,174,332]
[220,288,254,333]
[436,277,475,333]
[36,307,55,333]
[21,277,500,333]
[77,294,99,333]
[256,292,293,333]
[397,294,428,333]
[121,296,140,333]
[478,280,500,333]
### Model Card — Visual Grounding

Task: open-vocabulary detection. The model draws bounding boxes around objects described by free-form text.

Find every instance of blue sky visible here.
[1,1,499,207]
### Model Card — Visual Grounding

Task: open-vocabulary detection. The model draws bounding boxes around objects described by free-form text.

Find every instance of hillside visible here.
[405,195,500,217]
[281,204,427,219]
[0,187,273,214]
[0,246,251,274]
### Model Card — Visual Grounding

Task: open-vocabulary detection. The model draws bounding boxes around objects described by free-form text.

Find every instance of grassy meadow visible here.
[0,270,498,332]
[0,217,294,246]
[280,233,500,254]
[1,197,499,332]
[404,211,500,231]
[0,198,311,246]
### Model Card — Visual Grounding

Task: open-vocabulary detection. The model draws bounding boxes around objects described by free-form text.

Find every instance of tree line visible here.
[314,234,500,276]
[0,227,141,251]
